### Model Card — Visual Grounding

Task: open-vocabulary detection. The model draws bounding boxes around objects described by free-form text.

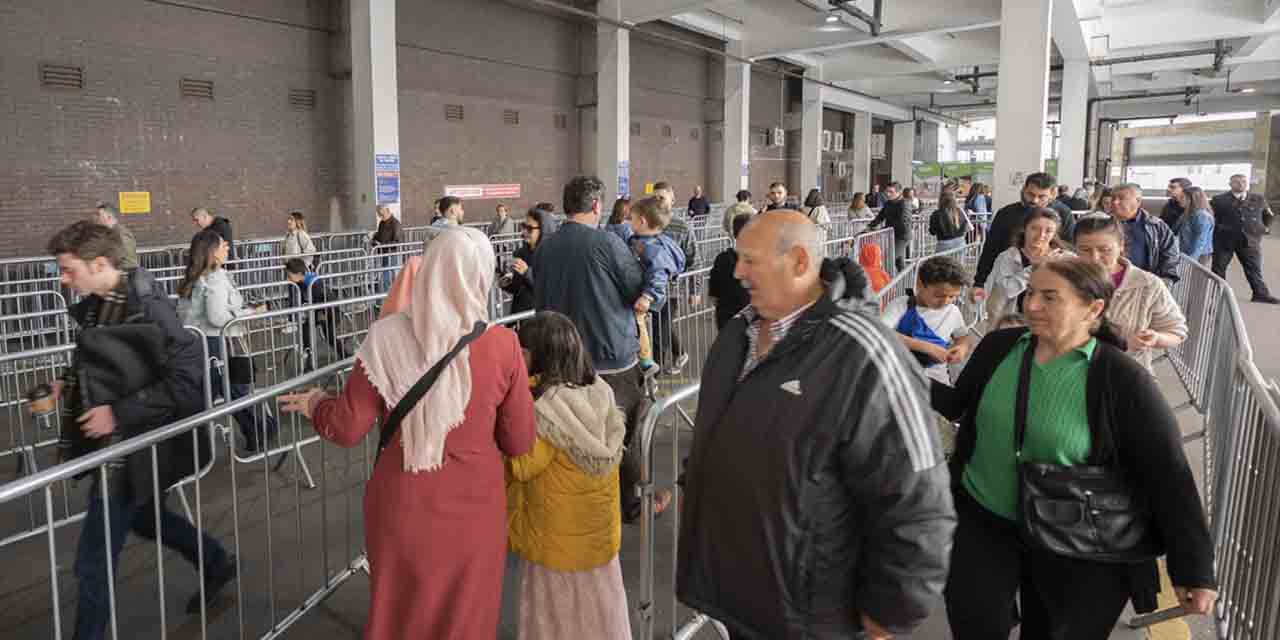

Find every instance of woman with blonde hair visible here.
[284,210,317,267]
[281,227,536,639]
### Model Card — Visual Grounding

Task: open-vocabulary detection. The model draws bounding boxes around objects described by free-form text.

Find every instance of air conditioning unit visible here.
[833,132,845,153]
[837,161,849,177]
[871,133,887,159]
[771,127,786,147]
[822,130,832,151]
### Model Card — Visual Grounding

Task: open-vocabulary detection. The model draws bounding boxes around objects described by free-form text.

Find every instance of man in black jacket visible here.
[191,207,235,261]
[1211,174,1279,304]
[1162,177,1192,229]
[533,176,671,521]
[869,181,911,273]
[677,211,955,639]
[973,172,1062,294]
[46,222,236,639]
[1111,182,1180,286]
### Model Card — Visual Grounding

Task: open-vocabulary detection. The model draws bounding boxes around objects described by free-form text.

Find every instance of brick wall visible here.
[0,0,345,257]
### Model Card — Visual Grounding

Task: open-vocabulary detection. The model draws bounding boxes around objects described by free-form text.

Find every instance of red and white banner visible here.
[444,183,522,200]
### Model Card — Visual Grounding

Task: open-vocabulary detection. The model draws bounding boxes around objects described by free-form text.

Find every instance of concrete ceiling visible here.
[617,0,1280,120]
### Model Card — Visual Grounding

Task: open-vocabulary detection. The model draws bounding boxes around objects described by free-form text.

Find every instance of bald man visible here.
[677,211,955,640]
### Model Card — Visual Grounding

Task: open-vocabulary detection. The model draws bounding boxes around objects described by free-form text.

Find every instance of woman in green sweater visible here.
[932,257,1216,639]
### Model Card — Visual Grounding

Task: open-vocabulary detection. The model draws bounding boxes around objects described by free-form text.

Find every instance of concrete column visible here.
[1058,58,1090,190]
[597,0,630,203]
[1253,112,1272,194]
[720,40,751,202]
[938,124,958,163]
[800,67,823,195]
[992,0,1053,207]
[350,0,401,224]
[852,111,873,193]
[892,121,915,186]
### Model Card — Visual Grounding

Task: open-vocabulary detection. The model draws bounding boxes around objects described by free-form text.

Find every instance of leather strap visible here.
[377,321,488,460]
[1013,336,1037,457]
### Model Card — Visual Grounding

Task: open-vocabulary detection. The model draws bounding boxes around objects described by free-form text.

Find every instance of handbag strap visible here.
[1013,336,1037,458]
[377,321,488,456]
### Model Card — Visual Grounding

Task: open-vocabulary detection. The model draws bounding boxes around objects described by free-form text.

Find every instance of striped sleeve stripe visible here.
[829,312,941,472]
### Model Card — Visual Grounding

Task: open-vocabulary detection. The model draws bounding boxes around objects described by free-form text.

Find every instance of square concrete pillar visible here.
[350,0,401,225]
[992,0,1053,206]
[720,40,751,202]
[596,0,630,203]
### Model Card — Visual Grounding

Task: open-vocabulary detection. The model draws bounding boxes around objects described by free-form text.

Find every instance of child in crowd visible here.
[284,258,348,366]
[858,243,893,293]
[507,311,631,640]
[880,256,974,455]
[627,196,686,376]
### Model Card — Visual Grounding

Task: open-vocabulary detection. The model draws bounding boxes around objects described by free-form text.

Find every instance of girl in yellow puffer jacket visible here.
[507,311,631,640]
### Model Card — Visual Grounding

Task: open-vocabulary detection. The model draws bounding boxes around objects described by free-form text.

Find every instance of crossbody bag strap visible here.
[377,321,488,457]
[1013,337,1037,458]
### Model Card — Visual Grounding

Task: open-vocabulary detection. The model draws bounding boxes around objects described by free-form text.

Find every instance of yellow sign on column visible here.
[644,183,655,194]
[118,191,151,214]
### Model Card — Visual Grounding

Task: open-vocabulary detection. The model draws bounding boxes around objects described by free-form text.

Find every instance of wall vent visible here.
[662,125,673,138]
[503,109,520,125]
[289,88,316,110]
[691,128,700,140]
[711,130,723,143]
[445,104,465,121]
[630,122,641,136]
[180,77,214,100]
[554,113,568,130]
[40,63,83,90]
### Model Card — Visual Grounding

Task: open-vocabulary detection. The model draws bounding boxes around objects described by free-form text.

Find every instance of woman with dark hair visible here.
[983,208,1073,322]
[803,189,831,225]
[604,197,632,244]
[507,311,632,639]
[1178,186,1215,266]
[1093,187,1114,215]
[501,208,552,314]
[929,191,973,253]
[966,183,991,214]
[1073,215,1186,374]
[178,230,277,452]
[934,257,1216,638]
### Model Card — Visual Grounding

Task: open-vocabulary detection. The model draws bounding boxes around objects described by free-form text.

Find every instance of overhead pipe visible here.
[954,45,1225,84]
[912,106,964,127]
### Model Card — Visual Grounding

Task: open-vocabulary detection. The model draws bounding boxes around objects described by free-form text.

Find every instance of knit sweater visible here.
[1106,260,1187,374]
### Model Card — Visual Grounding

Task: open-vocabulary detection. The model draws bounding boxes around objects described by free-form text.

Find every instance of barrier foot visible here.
[293,447,317,489]
[177,486,193,522]
[673,612,729,640]
[1126,606,1187,628]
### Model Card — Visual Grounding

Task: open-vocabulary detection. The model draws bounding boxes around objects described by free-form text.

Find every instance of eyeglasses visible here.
[522,224,540,231]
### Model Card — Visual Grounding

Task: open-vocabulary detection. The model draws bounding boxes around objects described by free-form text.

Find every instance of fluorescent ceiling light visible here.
[825,15,839,23]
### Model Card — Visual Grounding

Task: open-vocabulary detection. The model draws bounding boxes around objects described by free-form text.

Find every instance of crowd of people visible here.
[40,163,1280,640]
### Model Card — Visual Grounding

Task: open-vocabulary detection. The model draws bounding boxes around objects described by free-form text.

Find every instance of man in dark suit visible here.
[1210,174,1278,304]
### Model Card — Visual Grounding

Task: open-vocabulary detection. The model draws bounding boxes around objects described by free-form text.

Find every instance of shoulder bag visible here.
[376,321,488,462]
[1014,338,1163,563]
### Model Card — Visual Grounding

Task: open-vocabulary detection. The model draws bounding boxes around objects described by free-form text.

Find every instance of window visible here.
[959,118,996,143]
[1125,163,1252,192]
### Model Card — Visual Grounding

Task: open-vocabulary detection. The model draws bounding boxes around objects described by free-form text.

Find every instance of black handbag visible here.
[1014,339,1162,564]
[376,321,487,463]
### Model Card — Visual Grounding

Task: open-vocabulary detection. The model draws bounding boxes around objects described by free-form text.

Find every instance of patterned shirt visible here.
[738,300,818,380]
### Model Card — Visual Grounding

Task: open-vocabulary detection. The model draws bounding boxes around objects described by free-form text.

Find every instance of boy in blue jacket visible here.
[628,196,686,375]
[284,259,349,366]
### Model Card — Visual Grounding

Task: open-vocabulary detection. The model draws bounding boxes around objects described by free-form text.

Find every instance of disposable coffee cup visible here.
[26,384,57,417]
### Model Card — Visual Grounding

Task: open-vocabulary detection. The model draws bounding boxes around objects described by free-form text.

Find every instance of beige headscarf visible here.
[356,227,496,472]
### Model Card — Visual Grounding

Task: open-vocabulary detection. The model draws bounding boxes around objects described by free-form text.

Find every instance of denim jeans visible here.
[935,236,966,253]
[206,337,277,449]
[74,482,228,640]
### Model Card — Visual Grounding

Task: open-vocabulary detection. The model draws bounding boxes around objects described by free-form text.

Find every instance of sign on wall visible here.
[375,154,400,205]
[118,191,151,214]
[617,161,630,198]
[444,184,523,200]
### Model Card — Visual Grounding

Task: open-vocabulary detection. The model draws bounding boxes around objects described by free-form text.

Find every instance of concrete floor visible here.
[1,235,1277,639]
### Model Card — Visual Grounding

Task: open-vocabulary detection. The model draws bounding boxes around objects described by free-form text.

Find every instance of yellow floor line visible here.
[1149,559,1190,640]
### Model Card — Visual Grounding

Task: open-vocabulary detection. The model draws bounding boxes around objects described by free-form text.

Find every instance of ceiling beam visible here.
[750,19,1000,60]
[623,0,716,24]
[663,11,742,42]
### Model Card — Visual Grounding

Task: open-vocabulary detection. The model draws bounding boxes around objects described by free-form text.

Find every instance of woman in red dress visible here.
[282,227,536,639]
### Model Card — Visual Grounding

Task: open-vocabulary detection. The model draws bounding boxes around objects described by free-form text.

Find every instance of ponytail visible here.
[1092,316,1128,351]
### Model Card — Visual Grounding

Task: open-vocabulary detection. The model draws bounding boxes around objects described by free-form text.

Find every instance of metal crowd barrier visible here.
[0,308,533,639]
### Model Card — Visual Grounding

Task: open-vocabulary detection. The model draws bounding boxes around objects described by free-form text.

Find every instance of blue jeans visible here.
[74,482,228,640]
[935,236,966,253]
[206,337,277,449]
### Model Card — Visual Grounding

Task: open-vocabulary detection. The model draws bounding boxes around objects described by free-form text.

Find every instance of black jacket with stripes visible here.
[677,294,956,639]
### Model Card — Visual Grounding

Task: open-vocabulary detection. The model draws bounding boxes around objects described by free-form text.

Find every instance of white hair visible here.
[1112,183,1143,199]
[774,218,823,267]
